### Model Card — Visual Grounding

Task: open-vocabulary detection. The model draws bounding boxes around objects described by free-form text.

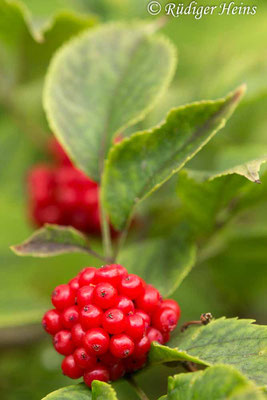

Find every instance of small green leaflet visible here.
[10,224,97,258]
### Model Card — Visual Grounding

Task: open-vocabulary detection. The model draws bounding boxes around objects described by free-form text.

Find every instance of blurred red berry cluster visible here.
[27,138,112,235]
[42,264,181,387]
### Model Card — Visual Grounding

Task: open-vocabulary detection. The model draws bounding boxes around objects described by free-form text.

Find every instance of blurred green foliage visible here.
[0,0,266,398]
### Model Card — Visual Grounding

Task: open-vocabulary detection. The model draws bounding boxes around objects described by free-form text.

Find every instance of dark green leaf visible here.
[102,86,245,230]
[166,365,266,400]
[11,224,100,258]
[149,318,267,386]
[44,23,177,181]
[118,230,196,296]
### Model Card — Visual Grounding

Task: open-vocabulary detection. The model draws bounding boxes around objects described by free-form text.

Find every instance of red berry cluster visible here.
[42,264,181,388]
[27,139,114,235]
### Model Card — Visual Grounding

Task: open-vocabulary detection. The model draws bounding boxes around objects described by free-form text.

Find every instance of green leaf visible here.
[0,0,43,43]
[0,0,96,44]
[42,384,91,399]
[176,149,267,237]
[102,86,245,231]
[189,153,267,184]
[0,1,97,88]
[199,227,267,316]
[118,230,196,296]
[166,365,266,400]
[92,381,118,400]
[43,22,177,181]
[10,224,101,258]
[149,318,267,386]
[41,382,119,400]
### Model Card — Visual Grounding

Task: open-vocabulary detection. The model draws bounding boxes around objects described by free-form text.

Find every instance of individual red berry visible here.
[99,352,120,367]
[93,282,117,309]
[147,327,164,345]
[133,335,151,358]
[110,334,135,359]
[73,347,97,369]
[49,138,72,166]
[124,356,147,373]
[55,186,80,209]
[28,165,54,204]
[71,323,86,347]
[109,361,126,381]
[82,187,98,207]
[95,264,122,287]
[159,299,181,319]
[115,296,135,315]
[118,274,144,299]
[42,309,62,335]
[54,166,76,187]
[33,204,62,225]
[162,332,170,344]
[61,355,83,379]
[76,285,94,307]
[152,307,178,333]
[83,365,110,388]
[125,314,145,341]
[68,277,80,293]
[61,306,79,329]
[78,267,96,286]
[135,309,151,328]
[135,285,160,313]
[83,328,110,356]
[80,304,103,330]
[102,308,126,334]
[51,284,75,311]
[53,330,74,355]
[115,264,128,278]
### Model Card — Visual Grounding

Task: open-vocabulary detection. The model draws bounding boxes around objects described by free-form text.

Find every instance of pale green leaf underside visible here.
[167,365,266,400]
[149,318,267,386]
[118,231,196,296]
[102,86,245,230]
[44,23,177,181]
[10,224,93,257]
[42,384,91,400]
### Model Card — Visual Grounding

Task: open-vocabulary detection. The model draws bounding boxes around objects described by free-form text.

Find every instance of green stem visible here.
[113,224,129,262]
[127,376,150,400]
[100,192,113,261]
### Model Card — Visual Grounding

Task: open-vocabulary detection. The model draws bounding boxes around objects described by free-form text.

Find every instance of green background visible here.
[0,0,266,399]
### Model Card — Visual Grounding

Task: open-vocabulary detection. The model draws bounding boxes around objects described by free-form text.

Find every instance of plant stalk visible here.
[127,375,150,400]
[113,224,129,262]
[100,192,113,261]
